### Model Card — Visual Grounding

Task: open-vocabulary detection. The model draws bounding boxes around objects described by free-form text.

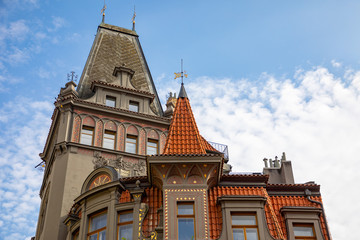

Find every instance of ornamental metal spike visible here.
[174,59,188,84]
[67,71,78,83]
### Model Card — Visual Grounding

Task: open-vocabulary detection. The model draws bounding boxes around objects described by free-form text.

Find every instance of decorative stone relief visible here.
[92,153,146,177]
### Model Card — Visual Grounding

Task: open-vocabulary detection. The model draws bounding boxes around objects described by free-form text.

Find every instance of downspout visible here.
[305,189,331,240]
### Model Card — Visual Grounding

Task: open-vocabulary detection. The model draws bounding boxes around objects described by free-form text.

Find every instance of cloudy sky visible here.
[1,0,359,239]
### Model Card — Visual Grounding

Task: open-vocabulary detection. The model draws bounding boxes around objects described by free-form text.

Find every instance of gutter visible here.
[305,189,331,240]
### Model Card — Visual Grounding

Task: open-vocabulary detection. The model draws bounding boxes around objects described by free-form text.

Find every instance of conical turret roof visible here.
[163,84,217,155]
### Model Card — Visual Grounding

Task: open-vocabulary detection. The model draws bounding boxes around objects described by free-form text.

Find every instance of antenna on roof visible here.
[132,5,136,31]
[101,0,107,23]
[174,59,188,85]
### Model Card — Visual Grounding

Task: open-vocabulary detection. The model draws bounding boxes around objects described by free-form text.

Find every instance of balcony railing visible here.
[208,141,229,160]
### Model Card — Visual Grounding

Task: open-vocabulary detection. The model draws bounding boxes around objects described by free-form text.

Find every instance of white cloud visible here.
[9,20,29,41]
[0,97,52,239]
[48,16,66,32]
[331,59,342,68]
[35,32,47,40]
[7,47,29,65]
[159,66,360,240]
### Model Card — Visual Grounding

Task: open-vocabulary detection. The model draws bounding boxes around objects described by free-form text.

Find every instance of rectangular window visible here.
[80,126,94,145]
[106,96,116,107]
[118,211,133,240]
[88,211,107,240]
[231,213,259,240]
[294,224,316,240]
[147,139,158,155]
[177,202,195,240]
[129,101,139,112]
[103,130,116,149]
[125,135,137,154]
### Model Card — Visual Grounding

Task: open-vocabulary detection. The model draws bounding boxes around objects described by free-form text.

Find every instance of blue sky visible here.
[1,1,360,239]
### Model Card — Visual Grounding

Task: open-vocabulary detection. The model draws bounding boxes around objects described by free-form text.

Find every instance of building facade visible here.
[34,22,331,240]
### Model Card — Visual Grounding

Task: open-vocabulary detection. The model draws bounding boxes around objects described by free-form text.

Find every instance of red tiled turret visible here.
[163,84,216,154]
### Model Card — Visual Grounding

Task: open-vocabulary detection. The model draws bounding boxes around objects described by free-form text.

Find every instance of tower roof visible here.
[76,23,163,115]
[163,84,217,155]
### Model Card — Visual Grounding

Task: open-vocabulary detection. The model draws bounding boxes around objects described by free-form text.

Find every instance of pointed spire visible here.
[132,5,136,31]
[101,0,107,23]
[178,83,188,98]
[162,84,217,155]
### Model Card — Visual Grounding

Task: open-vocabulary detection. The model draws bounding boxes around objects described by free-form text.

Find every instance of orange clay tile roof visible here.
[163,88,217,155]
[118,190,132,203]
[142,187,162,237]
[208,186,329,240]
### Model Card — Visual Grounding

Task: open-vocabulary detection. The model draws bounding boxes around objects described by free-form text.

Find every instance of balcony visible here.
[208,141,229,161]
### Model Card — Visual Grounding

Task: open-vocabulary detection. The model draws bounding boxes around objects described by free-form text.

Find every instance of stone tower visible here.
[34,22,170,240]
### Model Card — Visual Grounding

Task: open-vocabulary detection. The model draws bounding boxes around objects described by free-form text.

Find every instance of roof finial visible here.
[174,59,188,85]
[101,0,107,23]
[132,5,136,31]
[67,71,78,83]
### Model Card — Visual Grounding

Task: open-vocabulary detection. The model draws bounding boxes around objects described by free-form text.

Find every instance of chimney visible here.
[164,92,177,118]
[263,152,295,184]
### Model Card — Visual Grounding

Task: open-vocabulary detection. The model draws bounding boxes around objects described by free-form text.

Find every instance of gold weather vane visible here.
[174,59,188,84]
[132,5,136,31]
[101,0,107,23]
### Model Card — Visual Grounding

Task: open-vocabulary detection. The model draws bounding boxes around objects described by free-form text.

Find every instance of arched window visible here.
[103,121,117,150]
[147,130,159,155]
[126,125,138,154]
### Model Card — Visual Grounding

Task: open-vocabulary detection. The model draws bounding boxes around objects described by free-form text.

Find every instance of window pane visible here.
[126,136,137,154]
[119,212,133,223]
[148,141,157,147]
[178,204,194,215]
[80,128,93,145]
[90,213,107,231]
[147,140,158,155]
[119,224,133,240]
[232,215,256,225]
[294,226,314,236]
[126,142,136,153]
[233,229,245,240]
[103,138,115,149]
[129,102,139,112]
[89,235,97,240]
[103,132,115,149]
[178,218,194,240]
[246,228,259,240]
[99,230,106,240]
[106,96,116,107]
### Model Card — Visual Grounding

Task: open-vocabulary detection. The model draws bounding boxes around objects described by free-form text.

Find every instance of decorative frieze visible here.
[92,152,146,177]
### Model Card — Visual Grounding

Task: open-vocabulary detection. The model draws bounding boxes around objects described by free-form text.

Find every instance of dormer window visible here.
[231,213,259,240]
[106,96,116,107]
[129,101,139,112]
[293,224,316,239]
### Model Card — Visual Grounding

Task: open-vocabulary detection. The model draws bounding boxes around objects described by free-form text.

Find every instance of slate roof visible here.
[77,23,163,115]
[163,84,217,155]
